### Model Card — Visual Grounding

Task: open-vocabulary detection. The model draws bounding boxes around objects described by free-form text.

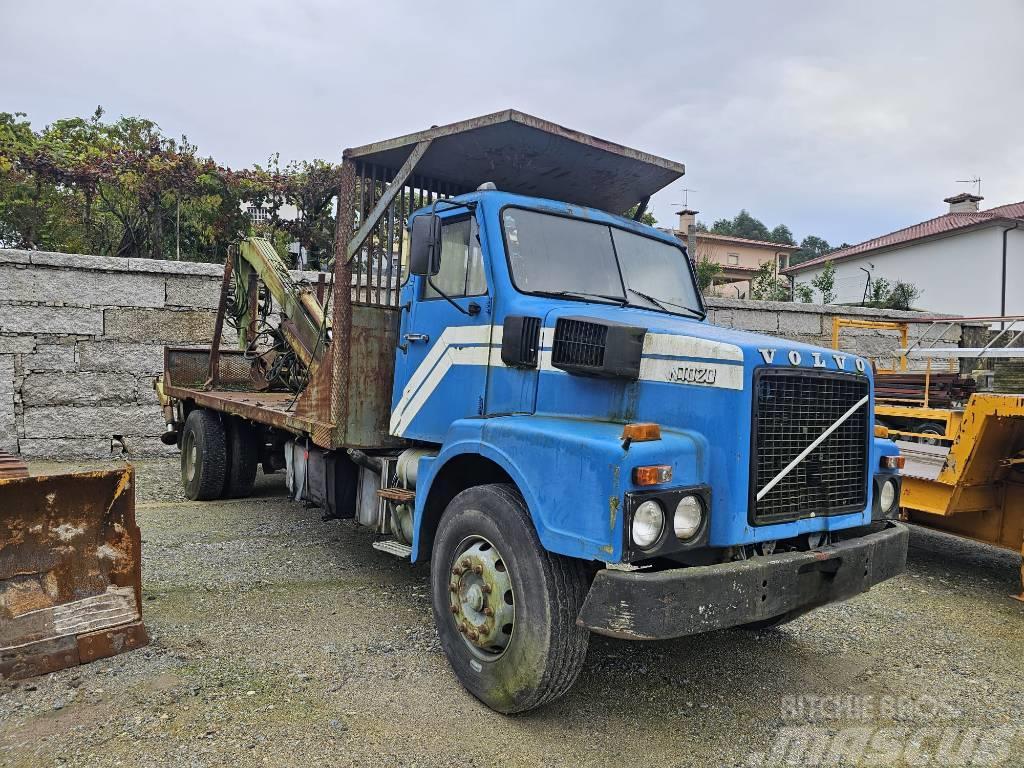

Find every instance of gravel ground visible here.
[2,458,1023,767]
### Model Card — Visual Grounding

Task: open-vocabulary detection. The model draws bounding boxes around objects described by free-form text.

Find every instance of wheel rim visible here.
[183,431,197,483]
[448,535,515,660]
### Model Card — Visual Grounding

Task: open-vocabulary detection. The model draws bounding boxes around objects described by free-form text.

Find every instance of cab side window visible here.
[423,217,486,299]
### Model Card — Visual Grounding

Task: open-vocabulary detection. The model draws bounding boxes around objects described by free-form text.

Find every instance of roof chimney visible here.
[943,192,983,214]
[676,208,699,233]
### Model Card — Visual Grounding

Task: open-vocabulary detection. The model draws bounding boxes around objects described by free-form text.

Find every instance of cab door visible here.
[391,211,493,441]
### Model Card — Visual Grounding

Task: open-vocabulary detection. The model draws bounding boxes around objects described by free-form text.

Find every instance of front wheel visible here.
[430,484,590,713]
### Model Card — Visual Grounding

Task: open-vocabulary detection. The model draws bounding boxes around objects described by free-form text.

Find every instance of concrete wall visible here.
[0,250,242,458]
[789,225,1024,317]
[0,248,969,458]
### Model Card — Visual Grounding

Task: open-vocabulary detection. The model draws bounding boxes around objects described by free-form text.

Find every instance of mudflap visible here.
[0,463,148,681]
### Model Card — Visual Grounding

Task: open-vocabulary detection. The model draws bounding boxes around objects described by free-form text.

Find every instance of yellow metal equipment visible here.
[832,316,1024,599]
[895,395,1024,600]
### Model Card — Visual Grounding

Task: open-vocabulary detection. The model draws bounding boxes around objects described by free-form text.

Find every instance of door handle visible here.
[403,333,430,344]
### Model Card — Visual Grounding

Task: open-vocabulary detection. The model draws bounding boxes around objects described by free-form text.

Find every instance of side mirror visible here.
[410,214,442,277]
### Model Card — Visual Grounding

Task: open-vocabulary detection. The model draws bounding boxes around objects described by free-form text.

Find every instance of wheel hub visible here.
[449,537,515,658]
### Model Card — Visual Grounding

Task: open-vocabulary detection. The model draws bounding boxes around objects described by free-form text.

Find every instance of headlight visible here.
[880,478,898,513]
[673,495,704,540]
[631,499,665,549]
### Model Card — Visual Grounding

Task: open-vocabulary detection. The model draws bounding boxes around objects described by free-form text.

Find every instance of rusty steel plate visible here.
[0,466,148,681]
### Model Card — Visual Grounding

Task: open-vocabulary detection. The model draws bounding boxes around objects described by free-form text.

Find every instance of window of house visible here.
[778,254,789,269]
[423,217,487,299]
[727,253,739,266]
[248,205,271,224]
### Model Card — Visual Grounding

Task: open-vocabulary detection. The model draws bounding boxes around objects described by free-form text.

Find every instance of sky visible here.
[3,0,1022,247]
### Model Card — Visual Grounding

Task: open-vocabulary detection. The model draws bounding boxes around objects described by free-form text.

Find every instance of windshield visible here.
[501,208,703,317]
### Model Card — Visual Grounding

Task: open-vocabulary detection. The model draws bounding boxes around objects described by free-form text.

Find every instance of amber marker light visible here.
[633,465,673,486]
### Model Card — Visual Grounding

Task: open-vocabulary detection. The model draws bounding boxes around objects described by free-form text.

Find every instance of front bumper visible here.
[578,522,908,640]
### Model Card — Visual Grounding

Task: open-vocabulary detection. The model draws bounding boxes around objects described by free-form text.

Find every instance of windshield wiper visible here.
[540,290,627,305]
[625,288,706,319]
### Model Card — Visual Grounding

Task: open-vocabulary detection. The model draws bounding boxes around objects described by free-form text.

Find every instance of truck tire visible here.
[222,417,258,499]
[430,483,590,713]
[181,409,227,501]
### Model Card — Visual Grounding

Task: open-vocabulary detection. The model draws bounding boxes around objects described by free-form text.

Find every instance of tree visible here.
[711,209,772,241]
[811,259,837,303]
[769,224,796,246]
[887,281,921,310]
[694,256,722,295]
[792,235,832,266]
[624,203,657,227]
[794,283,814,303]
[868,277,891,305]
[749,261,790,301]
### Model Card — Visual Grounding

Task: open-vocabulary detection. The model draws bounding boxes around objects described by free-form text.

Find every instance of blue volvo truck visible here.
[156,111,907,713]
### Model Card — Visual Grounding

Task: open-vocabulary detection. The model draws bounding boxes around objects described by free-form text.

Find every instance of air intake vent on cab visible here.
[551,317,646,379]
[501,315,542,368]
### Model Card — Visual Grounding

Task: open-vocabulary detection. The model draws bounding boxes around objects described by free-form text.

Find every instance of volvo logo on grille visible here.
[758,348,866,373]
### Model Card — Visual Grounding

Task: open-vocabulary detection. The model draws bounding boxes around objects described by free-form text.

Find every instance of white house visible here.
[785,193,1024,319]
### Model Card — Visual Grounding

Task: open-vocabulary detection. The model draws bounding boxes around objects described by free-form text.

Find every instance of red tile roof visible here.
[786,200,1024,273]
[667,229,800,251]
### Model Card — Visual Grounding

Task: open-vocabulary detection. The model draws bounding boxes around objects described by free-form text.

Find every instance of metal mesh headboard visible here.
[348,161,470,309]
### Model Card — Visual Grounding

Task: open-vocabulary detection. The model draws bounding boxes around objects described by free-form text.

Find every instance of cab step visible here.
[372,540,412,559]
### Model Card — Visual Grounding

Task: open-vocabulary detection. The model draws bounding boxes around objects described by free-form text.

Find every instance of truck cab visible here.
[157,110,907,714]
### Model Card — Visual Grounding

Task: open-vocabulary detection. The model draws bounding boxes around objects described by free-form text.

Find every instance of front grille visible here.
[552,318,608,370]
[751,370,869,524]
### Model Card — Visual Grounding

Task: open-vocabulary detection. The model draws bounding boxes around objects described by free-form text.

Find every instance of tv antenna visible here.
[956,176,981,196]
[673,188,698,209]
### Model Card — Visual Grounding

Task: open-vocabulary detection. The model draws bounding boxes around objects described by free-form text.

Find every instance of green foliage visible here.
[769,224,795,246]
[749,261,790,301]
[865,277,921,310]
[623,203,657,226]
[811,259,837,304]
[694,255,723,294]
[794,283,814,303]
[0,108,341,266]
[792,235,832,266]
[868,277,891,305]
[711,209,771,241]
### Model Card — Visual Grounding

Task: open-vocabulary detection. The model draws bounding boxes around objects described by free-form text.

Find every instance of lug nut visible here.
[483,607,494,617]
[468,630,479,641]
[473,565,483,575]
[481,584,492,594]
[450,604,459,614]
[452,567,463,576]
[458,624,467,634]
[461,558,471,568]
[449,583,457,592]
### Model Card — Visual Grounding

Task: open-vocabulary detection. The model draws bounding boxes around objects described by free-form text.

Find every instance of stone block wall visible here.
[0,248,974,458]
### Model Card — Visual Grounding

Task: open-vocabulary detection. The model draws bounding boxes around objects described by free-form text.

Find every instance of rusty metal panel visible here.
[332,304,401,449]
[0,451,27,479]
[343,109,685,215]
[0,467,148,681]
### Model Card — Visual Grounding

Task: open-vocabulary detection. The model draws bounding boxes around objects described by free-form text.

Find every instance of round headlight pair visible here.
[631,495,705,550]
[880,478,898,514]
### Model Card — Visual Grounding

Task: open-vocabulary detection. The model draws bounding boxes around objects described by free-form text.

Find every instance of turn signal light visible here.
[633,465,673,486]
[881,455,906,470]
[621,423,661,442]
[874,425,890,438]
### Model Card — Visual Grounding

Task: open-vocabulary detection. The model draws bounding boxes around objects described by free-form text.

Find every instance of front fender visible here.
[411,416,707,563]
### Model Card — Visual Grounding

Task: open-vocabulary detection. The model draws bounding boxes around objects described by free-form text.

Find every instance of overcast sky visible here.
[3,1,1021,246]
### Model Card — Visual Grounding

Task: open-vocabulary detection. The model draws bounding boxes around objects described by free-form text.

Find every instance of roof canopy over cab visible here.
[344,109,685,215]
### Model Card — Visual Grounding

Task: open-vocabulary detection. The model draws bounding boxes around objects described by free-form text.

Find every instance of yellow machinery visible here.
[833,316,1024,599]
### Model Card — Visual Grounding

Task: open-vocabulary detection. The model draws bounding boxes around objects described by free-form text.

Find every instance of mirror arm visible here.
[426,277,475,317]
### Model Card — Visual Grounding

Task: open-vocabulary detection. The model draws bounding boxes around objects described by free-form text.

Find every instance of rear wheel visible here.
[181,409,227,501]
[430,483,590,713]
[222,417,258,498]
